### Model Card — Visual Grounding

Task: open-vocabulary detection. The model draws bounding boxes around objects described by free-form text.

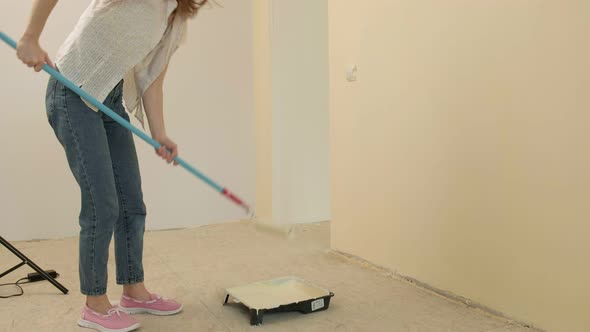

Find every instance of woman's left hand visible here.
[154,135,179,166]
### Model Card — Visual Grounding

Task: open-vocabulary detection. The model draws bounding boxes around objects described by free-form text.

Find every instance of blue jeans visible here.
[45,76,146,296]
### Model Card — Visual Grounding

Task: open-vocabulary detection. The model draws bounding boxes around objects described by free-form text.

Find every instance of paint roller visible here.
[0,31,254,217]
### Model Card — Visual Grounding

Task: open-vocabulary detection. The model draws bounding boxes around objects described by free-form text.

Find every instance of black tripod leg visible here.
[0,261,26,279]
[0,236,68,294]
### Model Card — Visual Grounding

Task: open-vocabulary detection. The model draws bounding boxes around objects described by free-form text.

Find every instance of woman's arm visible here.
[143,65,179,165]
[17,0,58,71]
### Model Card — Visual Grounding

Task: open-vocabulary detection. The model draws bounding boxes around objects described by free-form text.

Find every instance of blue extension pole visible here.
[0,31,251,214]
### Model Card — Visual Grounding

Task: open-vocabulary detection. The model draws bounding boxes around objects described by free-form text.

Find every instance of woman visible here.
[16,1,207,331]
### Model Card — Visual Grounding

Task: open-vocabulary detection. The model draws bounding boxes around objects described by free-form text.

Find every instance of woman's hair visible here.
[175,0,209,19]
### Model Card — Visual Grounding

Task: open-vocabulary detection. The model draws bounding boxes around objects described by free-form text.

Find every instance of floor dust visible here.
[0,221,535,332]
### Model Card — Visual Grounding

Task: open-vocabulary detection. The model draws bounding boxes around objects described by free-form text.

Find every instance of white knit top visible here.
[55,0,187,126]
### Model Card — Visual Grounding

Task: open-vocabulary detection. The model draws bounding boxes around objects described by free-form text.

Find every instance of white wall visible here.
[269,0,330,224]
[0,0,254,241]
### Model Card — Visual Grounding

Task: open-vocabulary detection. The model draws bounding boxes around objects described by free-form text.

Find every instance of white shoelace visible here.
[123,293,170,304]
[106,307,124,318]
[147,294,163,304]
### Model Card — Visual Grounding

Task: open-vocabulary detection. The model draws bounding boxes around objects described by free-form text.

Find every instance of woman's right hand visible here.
[16,35,54,72]
[153,134,179,166]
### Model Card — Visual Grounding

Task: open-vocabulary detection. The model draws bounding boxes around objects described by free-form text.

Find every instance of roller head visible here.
[246,207,256,220]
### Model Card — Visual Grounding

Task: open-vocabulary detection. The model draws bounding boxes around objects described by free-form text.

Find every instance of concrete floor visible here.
[0,222,534,332]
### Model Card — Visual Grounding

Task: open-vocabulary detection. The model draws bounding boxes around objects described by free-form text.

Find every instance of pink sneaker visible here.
[119,294,183,316]
[78,305,140,332]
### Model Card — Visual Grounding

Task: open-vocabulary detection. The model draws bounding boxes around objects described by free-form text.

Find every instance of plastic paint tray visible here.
[223,276,334,326]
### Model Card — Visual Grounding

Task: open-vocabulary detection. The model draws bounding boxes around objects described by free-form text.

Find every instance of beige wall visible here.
[0,1,255,241]
[253,0,330,225]
[253,0,273,222]
[329,1,590,331]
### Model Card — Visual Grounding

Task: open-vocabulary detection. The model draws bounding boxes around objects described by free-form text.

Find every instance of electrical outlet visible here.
[346,65,358,82]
